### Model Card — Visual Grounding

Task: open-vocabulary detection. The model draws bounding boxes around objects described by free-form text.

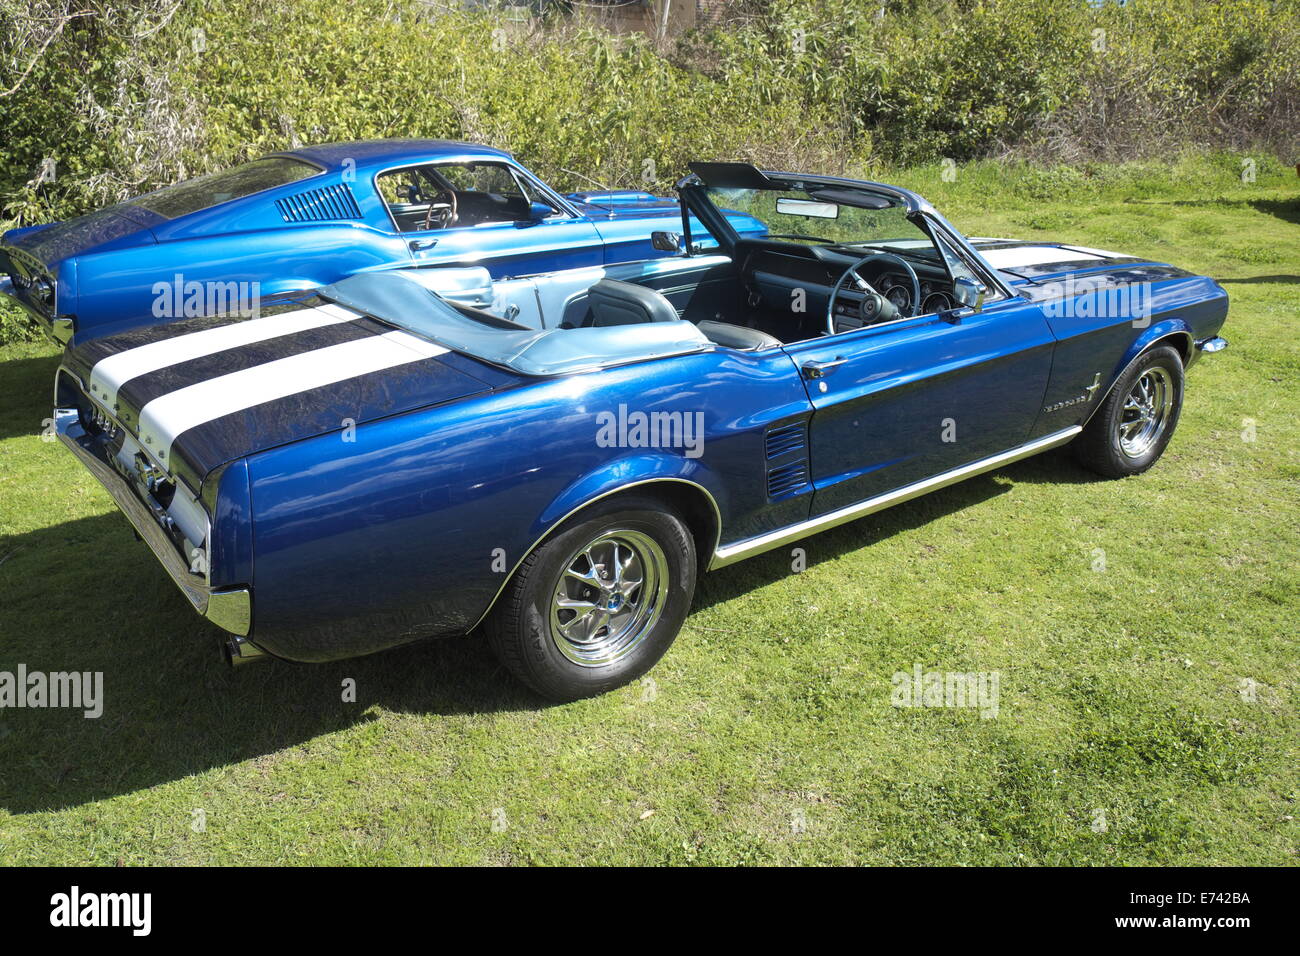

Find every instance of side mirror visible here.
[651,230,683,253]
[526,201,553,222]
[953,276,987,312]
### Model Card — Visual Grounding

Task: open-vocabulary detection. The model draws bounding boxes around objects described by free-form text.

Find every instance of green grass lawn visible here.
[0,156,1296,865]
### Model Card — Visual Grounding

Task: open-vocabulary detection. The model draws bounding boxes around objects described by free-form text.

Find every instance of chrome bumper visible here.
[0,275,72,344]
[54,407,251,636]
[1196,336,1228,353]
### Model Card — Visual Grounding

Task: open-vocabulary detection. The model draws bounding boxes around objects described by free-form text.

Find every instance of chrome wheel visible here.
[549,529,669,667]
[1118,366,1174,459]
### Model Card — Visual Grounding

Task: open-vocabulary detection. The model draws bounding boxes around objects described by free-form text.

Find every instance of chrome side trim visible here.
[708,426,1082,569]
[469,477,723,630]
[1196,336,1228,353]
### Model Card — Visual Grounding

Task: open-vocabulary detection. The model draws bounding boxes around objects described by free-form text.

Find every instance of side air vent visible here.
[275,183,363,223]
[764,419,811,500]
[767,462,810,499]
[765,421,807,459]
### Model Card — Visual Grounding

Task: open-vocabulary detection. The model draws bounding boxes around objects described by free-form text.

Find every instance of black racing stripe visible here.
[71,311,255,374]
[68,294,328,373]
[1000,257,1144,279]
[1019,265,1192,303]
[168,354,488,486]
[113,316,388,422]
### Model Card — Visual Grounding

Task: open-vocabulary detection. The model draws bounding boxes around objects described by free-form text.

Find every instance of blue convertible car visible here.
[1,140,762,344]
[53,161,1228,700]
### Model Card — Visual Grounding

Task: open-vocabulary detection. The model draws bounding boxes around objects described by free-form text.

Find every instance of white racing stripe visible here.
[979,245,1108,270]
[88,303,359,410]
[136,329,448,464]
[1058,244,1129,259]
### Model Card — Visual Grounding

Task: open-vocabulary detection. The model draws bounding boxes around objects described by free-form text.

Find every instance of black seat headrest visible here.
[585,279,680,327]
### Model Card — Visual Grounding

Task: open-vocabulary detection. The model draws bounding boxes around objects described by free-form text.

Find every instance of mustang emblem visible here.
[1043,373,1103,413]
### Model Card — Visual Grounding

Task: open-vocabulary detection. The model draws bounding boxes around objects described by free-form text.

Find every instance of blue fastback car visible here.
[0,139,764,343]
[52,162,1228,701]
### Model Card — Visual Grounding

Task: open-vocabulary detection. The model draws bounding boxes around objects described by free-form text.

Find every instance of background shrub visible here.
[0,0,1295,232]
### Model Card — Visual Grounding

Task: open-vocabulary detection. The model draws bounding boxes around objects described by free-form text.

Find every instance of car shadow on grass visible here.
[0,445,1096,814]
[0,513,539,814]
[0,351,62,442]
[693,445,1094,612]
[1217,274,1300,286]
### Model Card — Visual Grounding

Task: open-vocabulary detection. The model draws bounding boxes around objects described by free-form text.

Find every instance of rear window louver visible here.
[764,420,812,500]
[275,183,362,223]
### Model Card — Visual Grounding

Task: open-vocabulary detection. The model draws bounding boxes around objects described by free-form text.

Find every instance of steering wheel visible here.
[422,187,458,230]
[825,252,922,335]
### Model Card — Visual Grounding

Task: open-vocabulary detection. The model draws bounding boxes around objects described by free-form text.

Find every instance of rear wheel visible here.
[1073,344,1184,478]
[485,495,696,701]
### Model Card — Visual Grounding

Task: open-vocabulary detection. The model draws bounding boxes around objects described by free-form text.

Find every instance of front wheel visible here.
[1073,344,1185,478]
[485,495,697,701]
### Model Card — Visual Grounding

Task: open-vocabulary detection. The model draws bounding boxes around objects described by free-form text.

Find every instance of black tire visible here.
[485,494,696,702]
[1073,344,1184,478]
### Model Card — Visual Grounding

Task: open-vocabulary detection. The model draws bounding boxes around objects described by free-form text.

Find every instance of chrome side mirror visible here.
[953,276,987,312]
[651,230,682,253]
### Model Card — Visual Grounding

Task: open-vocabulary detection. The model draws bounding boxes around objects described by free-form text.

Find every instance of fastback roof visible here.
[276,139,514,171]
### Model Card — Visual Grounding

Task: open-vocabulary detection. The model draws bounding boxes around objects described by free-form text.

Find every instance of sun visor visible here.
[687,162,776,189]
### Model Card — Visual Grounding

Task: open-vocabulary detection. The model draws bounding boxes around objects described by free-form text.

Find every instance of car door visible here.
[377,161,604,278]
[404,215,604,278]
[785,294,1056,517]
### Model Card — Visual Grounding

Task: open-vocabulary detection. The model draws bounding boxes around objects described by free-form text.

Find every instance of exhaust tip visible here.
[222,634,268,668]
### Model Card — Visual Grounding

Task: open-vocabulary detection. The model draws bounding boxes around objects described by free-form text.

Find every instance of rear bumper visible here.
[54,406,252,636]
[1195,335,1228,353]
[0,275,72,344]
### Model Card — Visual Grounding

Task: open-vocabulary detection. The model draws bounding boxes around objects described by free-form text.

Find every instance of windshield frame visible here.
[680,168,1017,302]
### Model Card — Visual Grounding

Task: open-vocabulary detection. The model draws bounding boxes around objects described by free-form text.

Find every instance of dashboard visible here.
[737,239,962,338]
[877,272,955,316]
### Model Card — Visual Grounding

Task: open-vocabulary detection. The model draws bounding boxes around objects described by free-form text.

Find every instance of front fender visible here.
[1083,320,1197,428]
[1112,318,1194,381]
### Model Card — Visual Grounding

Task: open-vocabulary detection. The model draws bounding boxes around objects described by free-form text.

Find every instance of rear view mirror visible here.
[526,201,554,222]
[953,276,987,312]
[651,231,682,252]
[775,197,840,219]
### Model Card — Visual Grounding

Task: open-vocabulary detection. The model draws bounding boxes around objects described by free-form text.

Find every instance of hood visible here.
[972,238,1162,279]
[3,204,164,266]
[969,238,1192,300]
[62,295,494,492]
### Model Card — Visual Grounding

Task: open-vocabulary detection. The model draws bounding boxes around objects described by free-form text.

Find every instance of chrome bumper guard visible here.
[0,275,72,344]
[54,407,251,636]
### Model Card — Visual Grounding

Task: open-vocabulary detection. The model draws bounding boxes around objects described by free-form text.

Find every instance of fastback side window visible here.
[131,157,319,219]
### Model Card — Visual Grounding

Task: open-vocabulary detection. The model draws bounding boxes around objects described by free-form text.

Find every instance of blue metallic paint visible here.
[242,347,814,661]
[51,164,1230,668]
[2,139,766,343]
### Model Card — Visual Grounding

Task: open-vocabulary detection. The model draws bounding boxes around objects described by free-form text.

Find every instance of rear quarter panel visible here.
[243,348,811,662]
[72,225,409,339]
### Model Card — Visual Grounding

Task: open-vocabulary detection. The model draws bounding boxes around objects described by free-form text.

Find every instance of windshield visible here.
[131,157,321,219]
[705,185,936,256]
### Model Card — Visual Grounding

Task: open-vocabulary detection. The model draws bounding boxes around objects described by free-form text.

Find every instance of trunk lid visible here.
[61,294,496,493]
[3,204,163,265]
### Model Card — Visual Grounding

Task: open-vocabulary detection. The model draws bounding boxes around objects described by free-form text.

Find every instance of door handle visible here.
[408,238,438,251]
[802,357,847,379]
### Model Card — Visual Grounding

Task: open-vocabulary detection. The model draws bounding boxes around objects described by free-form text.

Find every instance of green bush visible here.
[0,0,1294,226]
